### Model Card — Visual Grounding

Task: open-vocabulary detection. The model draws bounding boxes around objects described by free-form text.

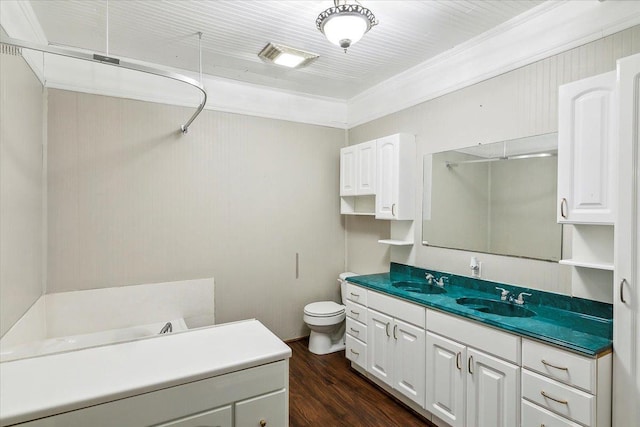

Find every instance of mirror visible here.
[422,133,562,262]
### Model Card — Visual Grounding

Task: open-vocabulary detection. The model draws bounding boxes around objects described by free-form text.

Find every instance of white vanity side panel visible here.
[367,291,425,328]
[522,338,596,393]
[13,361,286,427]
[596,352,612,427]
[426,309,520,364]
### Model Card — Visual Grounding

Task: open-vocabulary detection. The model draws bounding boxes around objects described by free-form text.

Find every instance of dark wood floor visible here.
[288,338,436,427]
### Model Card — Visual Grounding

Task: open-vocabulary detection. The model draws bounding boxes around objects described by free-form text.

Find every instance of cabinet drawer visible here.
[522,399,582,427]
[156,405,232,426]
[346,334,367,370]
[523,339,596,393]
[345,300,367,323]
[346,283,367,306]
[346,317,367,343]
[522,369,595,426]
[235,389,286,427]
[368,290,425,328]
[427,309,520,364]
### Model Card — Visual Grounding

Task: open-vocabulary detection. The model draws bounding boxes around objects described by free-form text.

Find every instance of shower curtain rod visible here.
[0,35,207,134]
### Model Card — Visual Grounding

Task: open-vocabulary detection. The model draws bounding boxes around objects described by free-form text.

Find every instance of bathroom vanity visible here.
[0,319,291,427]
[345,264,612,427]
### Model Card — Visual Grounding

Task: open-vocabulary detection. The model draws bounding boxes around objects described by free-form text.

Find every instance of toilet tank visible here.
[338,272,359,303]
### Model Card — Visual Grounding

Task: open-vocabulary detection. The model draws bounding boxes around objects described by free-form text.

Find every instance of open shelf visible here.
[378,239,414,246]
[559,259,614,271]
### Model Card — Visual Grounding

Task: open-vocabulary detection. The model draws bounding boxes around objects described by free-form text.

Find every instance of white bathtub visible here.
[0,278,214,362]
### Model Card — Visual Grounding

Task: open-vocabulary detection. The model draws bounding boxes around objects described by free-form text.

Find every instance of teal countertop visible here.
[347,263,613,357]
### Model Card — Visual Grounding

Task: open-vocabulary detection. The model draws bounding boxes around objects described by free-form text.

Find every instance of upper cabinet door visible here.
[340,145,357,196]
[375,134,415,220]
[356,140,376,195]
[558,71,617,224]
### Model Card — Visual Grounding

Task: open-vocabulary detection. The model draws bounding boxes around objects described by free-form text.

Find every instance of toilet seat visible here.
[304,301,345,317]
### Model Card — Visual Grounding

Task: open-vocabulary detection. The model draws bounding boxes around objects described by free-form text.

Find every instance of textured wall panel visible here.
[46,90,346,340]
[0,53,44,336]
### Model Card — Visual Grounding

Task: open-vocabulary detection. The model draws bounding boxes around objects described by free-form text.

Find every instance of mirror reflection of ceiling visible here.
[423,133,562,262]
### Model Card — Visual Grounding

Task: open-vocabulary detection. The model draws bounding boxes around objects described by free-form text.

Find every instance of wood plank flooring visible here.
[288,338,436,427]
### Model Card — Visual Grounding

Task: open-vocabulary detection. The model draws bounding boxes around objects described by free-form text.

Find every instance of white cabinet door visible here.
[157,406,232,427]
[426,332,466,427]
[376,136,398,219]
[235,389,287,427]
[340,145,357,196]
[613,53,640,427]
[558,71,617,224]
[466,348,520,427]
[393,319,425,406]
[367,309,394,387]
[375,134,415,220]
[356,140,376,195]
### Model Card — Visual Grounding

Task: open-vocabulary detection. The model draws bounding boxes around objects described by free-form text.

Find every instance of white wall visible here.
[46,90,346,340]
[0,50,44,337]
[347,25,640,294]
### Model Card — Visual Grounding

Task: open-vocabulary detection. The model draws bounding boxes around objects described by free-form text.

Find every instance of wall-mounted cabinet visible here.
[557,71,617,225]
[340,134,415,221]
[558,71,618,303]
[375,134,416,220]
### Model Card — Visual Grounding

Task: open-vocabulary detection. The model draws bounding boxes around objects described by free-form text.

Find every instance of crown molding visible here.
[0,0,48,82]
[0,2,348,129]
[3,0,639,130]
[347,0,640,128]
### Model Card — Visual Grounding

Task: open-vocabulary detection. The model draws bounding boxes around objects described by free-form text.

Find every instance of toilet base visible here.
[308,325,346,355]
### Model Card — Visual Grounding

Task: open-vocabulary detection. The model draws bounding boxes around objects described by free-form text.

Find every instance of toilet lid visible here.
[304,301,345,317]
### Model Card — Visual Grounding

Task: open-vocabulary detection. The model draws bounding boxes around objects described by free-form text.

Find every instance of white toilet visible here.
[303,272,358,355]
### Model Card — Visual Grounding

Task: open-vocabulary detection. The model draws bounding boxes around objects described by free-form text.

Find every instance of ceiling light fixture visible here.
[258,43,319,68]
[316,0,378,52]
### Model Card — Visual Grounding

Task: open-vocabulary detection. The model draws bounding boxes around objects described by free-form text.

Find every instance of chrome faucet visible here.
[515,293,532,305]
[159,322,173,334]
[435,276,448,287]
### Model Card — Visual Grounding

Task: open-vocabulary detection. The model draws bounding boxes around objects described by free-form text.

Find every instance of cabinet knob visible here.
[260,420,267,427]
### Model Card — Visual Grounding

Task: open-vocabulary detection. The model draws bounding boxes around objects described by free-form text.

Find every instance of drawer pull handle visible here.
[350,349,360,355]
[456,352,462,370]
[350,310,359,316]
[349,327,359,334]
[350,292,360,297]
[620,278,628,304]
[560,198,568,219]
[468,355,474,374]
[392,203,396,217]
[541,360,569,371]
[393,324,398,339]
[385,322,390,337]
[541,390,568,405]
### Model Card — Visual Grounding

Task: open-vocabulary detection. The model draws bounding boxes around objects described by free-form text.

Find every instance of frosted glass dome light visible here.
[316,1,378,52]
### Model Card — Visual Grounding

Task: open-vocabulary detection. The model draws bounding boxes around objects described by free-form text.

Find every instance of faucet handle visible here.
[425,273,434,284]
[516,292,532,305]
[495,287,510,300]
[435,276,448,287]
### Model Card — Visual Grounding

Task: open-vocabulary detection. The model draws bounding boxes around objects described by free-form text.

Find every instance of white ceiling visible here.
[28,0,544,99]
